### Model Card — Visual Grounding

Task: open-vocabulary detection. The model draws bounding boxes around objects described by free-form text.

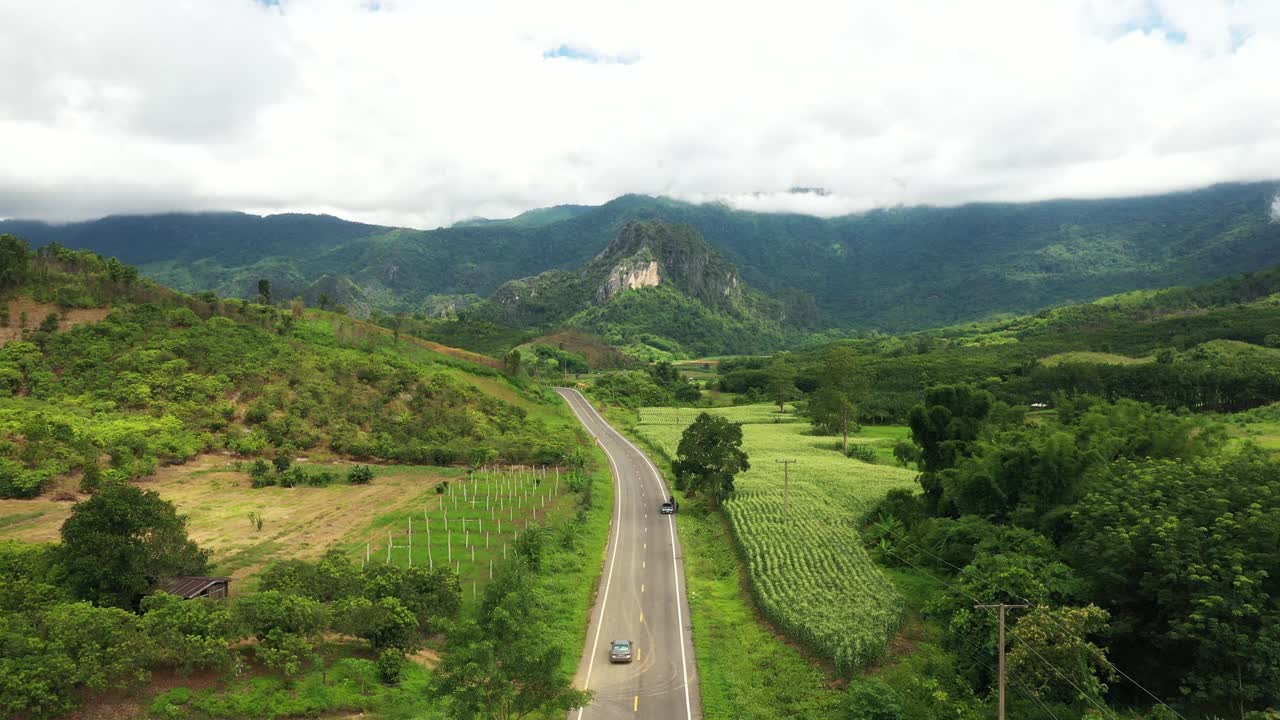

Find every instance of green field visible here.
[346,464,576,604]
[636,404,916,670]
[1039,350,1153,366]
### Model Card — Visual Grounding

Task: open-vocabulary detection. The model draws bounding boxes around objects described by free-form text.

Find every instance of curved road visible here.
[557,388,701,720]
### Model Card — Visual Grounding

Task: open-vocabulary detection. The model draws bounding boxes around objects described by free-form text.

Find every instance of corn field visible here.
[638,404,916,670]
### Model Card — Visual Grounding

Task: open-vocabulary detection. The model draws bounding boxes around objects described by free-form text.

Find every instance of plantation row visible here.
[353,464,577,600]
[637,405,916,670]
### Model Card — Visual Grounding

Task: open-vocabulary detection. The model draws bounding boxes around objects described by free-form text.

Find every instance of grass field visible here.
[636,404,916,671]
[0,455,575,597]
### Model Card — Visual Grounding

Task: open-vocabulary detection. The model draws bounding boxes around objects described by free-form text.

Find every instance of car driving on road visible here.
[660,501,675,514]
[609,639,633,663]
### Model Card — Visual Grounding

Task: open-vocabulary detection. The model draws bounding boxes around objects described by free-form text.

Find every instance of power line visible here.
[877,543,1118,720]
[945,618,1065,720]
[874,524,1187,720]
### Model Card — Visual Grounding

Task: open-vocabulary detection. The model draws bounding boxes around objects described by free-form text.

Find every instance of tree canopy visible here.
[673,412,750,505]
[56,484,208,609]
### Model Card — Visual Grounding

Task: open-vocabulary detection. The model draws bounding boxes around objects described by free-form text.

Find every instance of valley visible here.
[3,183,1280,720]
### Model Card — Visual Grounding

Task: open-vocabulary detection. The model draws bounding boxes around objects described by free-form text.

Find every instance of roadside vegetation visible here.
[0,235,614,719]
[580,266,1280,719]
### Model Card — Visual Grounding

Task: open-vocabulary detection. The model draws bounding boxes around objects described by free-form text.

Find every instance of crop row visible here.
[638,405,916,670]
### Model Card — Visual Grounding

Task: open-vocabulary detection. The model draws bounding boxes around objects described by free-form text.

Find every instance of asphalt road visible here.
[557,387,701,720]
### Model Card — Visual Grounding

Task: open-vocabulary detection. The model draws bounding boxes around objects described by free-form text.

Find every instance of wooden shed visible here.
[156,576,232,600]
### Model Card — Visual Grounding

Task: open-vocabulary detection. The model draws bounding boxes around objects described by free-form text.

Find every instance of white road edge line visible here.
[561,389,624,720]
[570,390,694,720]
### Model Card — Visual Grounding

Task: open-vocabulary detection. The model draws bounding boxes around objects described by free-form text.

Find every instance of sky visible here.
[1,0,1278,229]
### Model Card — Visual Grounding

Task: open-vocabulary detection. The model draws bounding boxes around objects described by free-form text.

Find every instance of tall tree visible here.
[257,278,272,305]
[809,346,867,453]
[57,484,209,609]
[0,234,31,290]
[907,384,993,512]
[765,359,797,413]
[673,412,750,505]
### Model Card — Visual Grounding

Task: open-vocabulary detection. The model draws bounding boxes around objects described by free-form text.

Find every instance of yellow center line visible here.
[641,584,645,593]
[634,695,639,712]
[644,543,647,549]
[640,611,645,623]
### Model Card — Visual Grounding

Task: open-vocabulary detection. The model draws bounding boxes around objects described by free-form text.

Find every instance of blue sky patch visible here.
[543,45,638,65]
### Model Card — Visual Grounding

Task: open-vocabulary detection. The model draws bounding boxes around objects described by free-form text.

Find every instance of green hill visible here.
[456,220,807,356]
[0,235,577,499]
[5,182,1278,335]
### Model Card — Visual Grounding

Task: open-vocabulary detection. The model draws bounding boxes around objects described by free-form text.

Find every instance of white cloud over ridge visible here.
[1,0,1279,228]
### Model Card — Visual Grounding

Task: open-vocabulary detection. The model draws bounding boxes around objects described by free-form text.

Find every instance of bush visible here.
[843,677,902,720]
[348,465,374,485]
[847,444,878,463]
[377,648,406,685]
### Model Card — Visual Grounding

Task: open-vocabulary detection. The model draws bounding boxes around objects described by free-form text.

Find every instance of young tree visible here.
[318,292,331,311]
[141,593,241,674]
[104,256,137,285]
[57,484,209,609]
[392,311,407,343]
[672,412,750,506]
[334,596,419,651]
[236,591,328,677]
[1007,605,1116,708]
[348,465,374,484]
[503,349,522,376]
[257,278,272,305]
[0,234,31,290]
[808,346,867,453]
[765,359,797,413]
[437,565,591,719]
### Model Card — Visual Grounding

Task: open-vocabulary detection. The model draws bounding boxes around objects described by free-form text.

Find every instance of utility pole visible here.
[974,603,1027,720]
[776,460,796,522]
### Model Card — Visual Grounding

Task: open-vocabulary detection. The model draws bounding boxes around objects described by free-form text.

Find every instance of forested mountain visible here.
[711,262,1280,423]
[4,181,1278,333]
[452,220,812,356]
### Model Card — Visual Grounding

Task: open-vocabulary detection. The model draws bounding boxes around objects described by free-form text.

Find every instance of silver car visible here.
[609,639,633,663]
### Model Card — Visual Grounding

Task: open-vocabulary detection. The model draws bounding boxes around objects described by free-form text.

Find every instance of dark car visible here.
[660,501,675,514]
[610,639,633,663]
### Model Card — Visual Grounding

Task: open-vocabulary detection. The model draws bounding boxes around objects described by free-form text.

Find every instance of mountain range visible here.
[3,181,1279,338]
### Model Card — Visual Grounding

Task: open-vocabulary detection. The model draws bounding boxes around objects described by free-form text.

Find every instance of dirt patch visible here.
[522,329,633,370]
[62,669,221,720]
[408,647,442,668]
[0,296,112,346]
[0,454,451,586]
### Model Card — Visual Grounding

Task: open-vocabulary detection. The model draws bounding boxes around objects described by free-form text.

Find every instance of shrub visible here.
[847,444,879,463]
[348,465,374,485]
[843,677,902,720]
[377,648,405,685]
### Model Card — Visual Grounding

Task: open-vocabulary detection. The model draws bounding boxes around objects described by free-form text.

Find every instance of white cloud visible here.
[1271,194,1280,223]
[1,0,1279,227]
